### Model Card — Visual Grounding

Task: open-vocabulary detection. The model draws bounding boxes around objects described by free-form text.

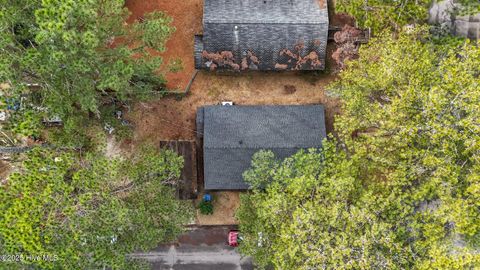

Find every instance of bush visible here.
[198,200,214,215]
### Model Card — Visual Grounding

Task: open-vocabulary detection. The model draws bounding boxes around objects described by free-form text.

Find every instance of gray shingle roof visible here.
[204,0,328,24]
[195,0,329,71]
[199,105,326,190]
[204,148,301,190]
[203,105,325,148]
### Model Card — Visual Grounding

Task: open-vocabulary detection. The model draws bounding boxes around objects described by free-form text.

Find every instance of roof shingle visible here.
[195,0,329,71]
[204,0,328,24]
[199,105,326,190]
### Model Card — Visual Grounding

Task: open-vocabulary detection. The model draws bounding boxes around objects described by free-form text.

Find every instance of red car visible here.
[228,230,239,247]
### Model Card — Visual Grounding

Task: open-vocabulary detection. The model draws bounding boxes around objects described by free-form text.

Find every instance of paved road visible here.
[132,226,254,270]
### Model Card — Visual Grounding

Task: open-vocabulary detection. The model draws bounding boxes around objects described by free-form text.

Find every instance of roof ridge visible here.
[204,22,328,25]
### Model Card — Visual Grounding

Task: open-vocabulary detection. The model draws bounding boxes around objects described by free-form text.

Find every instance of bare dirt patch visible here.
[195,191,241,225]
[124,0,353,144]
[0,161,11,181]
[330,13,356,28]
[125,0,203,91]
[129,71,339,143]
[284,85,297,95]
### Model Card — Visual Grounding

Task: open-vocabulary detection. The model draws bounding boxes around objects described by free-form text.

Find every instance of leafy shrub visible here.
[168,58,183,73]
[9,109,42,138]
[198,200,214,215]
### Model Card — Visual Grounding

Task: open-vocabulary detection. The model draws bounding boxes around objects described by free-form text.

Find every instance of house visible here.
[194,0,329,71]
[196,105,327,190]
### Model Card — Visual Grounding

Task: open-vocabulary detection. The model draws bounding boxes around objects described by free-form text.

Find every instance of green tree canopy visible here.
[0,0,173,144]
[237,28,480,269]
[335,0,431,32]
[237,145,404,269]
[0,146,192,269]
[457,0,480,15]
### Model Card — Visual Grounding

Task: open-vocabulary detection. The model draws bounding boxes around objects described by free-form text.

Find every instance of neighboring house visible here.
[194,0,329,71]
[196,105,327,190]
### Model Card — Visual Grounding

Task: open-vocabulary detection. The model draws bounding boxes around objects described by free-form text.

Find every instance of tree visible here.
[335,0,431,32]
[331,28,480,269]
[238,145,416,269]
[0,146,192,269]
[0,0,174,145]
[237,28,480,269]
[457,0,480,15]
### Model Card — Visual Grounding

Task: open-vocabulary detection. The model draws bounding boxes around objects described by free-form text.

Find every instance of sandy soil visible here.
[0,161,11,180]
[129,71,339,142]
[195,191,241,225]
[125,0,203,91]
[124,0,347,143]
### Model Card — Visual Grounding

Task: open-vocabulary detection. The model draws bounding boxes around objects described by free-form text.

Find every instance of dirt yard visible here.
[124,0,351,224]
[129,71,339,142]
[125,0,346,143]
[195,191,241,225]
[0,161,11,181]
[125,0,203,91]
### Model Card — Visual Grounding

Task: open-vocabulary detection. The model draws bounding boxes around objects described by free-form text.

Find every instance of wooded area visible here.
[237,26,480,270]
[1,0,479,269]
